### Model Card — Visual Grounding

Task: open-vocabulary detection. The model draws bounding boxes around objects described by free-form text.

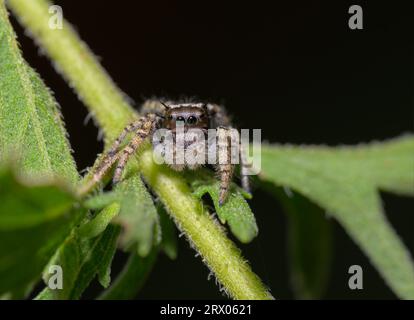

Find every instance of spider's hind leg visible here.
[140,99,167,118]
[206,103,231,128]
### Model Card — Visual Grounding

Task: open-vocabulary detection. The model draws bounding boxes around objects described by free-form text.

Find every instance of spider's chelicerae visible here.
[92,100,251,205]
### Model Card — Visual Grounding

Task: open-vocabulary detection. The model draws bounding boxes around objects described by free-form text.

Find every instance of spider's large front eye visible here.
[176,116,185,122]
[187,116,197,125]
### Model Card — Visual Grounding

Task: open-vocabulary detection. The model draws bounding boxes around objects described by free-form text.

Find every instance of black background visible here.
[11,0,413,299]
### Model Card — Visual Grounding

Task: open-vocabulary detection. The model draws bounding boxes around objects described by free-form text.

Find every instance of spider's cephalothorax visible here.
[92,100,251,205]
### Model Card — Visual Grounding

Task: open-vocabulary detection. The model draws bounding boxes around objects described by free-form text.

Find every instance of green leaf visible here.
[0,167,75,230]
[114,175,160,257]
[259,135,414,299]
[83,191,120,210]
[0,2,81,297]
[0,2,78,182]
[98,249,158,300]
[188,170,258,244]
[81,174,161,257]
[78,202,120,239]
[264,185,332,299]
[35,224,121,300]
[0,167,80,296]
[157,203,177,260]
[285,194,332,300]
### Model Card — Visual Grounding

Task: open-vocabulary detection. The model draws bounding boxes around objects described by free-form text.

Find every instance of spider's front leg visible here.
[92,113,159,186]
[92,118,143,184]
[239,141,251,196]
[112,113,159,183]
[215,125,252,205]
[216,127,235,206]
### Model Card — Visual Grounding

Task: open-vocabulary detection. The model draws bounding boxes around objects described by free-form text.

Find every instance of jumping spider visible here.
[92,100,251,205]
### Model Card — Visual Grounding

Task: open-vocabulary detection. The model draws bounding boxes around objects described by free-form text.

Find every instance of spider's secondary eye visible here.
[176,116,185,122]
[187,116,197,124]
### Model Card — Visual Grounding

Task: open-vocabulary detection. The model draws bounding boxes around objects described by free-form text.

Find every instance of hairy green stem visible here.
[8,0,273,299]
[7,0,135,143]
[139,148,273,299]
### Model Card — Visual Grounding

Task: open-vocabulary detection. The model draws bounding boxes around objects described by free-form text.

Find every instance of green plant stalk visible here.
[8,0,273,299]
[139,147,273,299]
[7,0,135,143]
